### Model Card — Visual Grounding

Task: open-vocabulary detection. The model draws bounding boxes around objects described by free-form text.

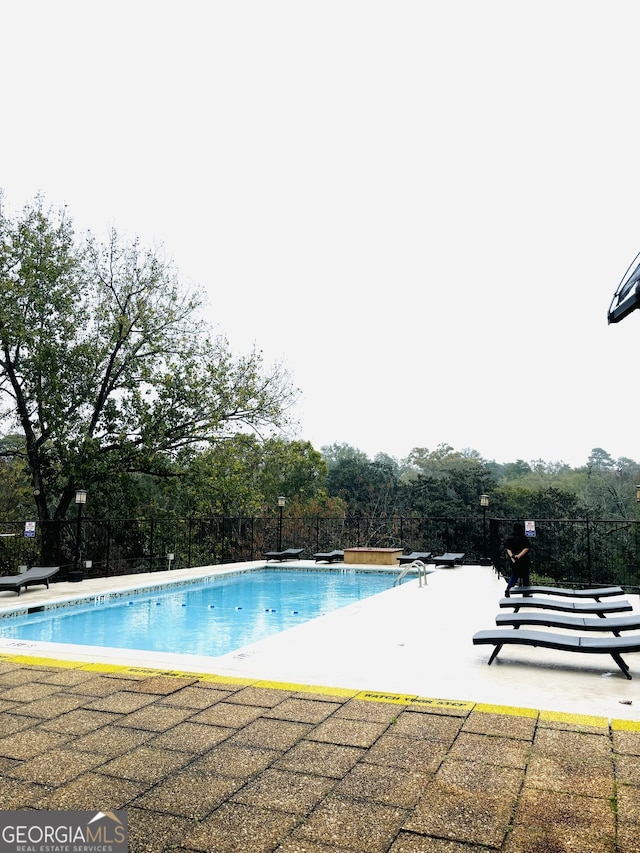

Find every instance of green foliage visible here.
[256,438,328,510]
[161,436,333,519]
[324,443,400,515]
[317,441,640,521]
[0,434,33,519]
[286,492,346,518]
[0,194,298,532]
[587,447,616,471]
[492,483,581,519]
[178,436,265,517]
[500,460,533,480]
[321,443,371,469]
[399,444,494,515]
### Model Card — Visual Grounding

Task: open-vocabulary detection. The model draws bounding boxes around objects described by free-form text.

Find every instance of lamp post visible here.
[70,489,87,582]
[636,484,640,503]
[277,496,286,552]
[479,494,491,565]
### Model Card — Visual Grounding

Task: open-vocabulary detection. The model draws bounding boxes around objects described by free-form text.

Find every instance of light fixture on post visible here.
[636,484,640,503]
[479,494,491,565]
[70,489,87,583]
[277,496,286,552]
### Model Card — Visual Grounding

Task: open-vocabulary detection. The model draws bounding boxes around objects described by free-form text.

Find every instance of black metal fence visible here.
[0,515,639,591]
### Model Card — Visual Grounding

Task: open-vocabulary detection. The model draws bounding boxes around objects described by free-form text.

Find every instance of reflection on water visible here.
[0,569,394,657]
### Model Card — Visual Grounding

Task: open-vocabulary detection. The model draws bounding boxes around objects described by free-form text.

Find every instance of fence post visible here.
[585,514,592,586]
[106,520,111,577]
[222,517,227,564]
[149,518,155,572]
[489,518,501,575]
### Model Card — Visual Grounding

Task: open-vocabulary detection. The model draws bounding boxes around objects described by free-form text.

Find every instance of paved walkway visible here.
[0,657,639,852]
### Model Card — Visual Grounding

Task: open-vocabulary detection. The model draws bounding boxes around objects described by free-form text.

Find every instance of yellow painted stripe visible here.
[354,691,475,711]
[1,651,638,725]
[195,673,263,686]
[474,703,538,718]
[79,663,256,686]
[611,719,640,731]
[407,696,475,712]
[0,654,83,669]
[539,709,609,728]
[255,680,358,697]
[80,663,145,675]
[355,690,418,706]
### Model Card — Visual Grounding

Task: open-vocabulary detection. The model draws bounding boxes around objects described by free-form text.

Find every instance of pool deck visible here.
[0,562,639,851]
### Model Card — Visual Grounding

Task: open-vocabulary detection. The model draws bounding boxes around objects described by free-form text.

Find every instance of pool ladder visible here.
[394,559,430,588]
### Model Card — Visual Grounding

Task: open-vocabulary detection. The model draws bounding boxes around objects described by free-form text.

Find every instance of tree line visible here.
[1,192,639,534]
[321,443,640,521]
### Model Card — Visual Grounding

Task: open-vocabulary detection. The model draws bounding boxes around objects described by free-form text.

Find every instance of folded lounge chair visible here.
[499,596,632,618]
[432,552,465,567]
[496,611,640,637]
[507,585,624,601]
[0,566,60,596]
[473,627,640,679]
[397,551,432,565]
[263,548,304,562]
[313,550,344,563]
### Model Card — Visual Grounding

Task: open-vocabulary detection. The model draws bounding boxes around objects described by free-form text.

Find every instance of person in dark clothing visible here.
[504,522,531,596]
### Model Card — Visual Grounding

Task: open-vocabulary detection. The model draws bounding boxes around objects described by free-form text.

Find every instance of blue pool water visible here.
[0,569,395,657]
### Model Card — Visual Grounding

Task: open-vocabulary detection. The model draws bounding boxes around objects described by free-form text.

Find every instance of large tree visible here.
[324,444,400,515]
[176,436,333,518]
[0,195,298,556]
[401,444,495,515]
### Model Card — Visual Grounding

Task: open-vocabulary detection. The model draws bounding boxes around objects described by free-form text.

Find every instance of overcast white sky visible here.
[2,1,639,468]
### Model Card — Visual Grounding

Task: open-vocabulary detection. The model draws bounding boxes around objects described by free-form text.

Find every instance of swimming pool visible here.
[0,568,396,657]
